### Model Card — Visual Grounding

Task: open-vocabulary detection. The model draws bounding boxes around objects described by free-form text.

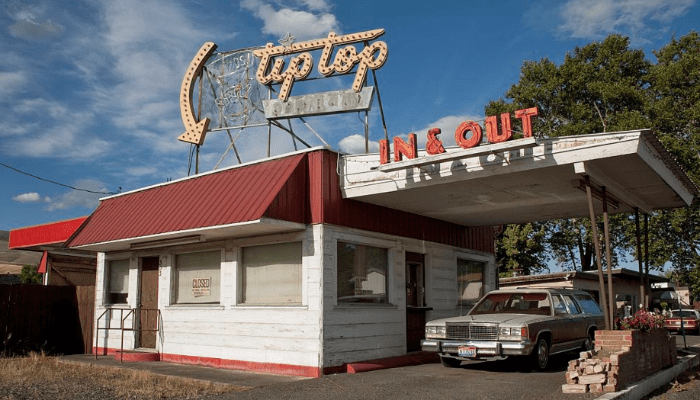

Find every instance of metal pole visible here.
[635,208,645,310]
[371,69,389,143]
[602,187,615,328]
[364,110,369,154]
[644,213,650,309]
[586,177,610,330]
[267,86,272,157]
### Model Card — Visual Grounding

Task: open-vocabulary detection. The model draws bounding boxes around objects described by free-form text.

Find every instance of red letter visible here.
[426,128,446,155]
[455,121,482,149]
[393,133,417,162]
[515,107,538,138]
[485,113,512,143]
[379,139,390,164]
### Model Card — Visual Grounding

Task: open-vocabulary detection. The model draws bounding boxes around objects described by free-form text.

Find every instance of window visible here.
[576,293,603,314]
[108,259,130,304]
[175,250,221,304]
[337,242,388,304]
[563,294,581,314]
[241,242,302,305]
[457,258,485,305]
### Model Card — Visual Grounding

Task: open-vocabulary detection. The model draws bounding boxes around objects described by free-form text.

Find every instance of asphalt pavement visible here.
[60,334,700,400]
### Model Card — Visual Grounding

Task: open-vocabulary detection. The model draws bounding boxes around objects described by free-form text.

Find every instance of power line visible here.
[0,161,118,195]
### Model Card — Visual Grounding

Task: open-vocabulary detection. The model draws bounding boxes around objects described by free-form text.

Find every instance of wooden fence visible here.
[0,284,94,355]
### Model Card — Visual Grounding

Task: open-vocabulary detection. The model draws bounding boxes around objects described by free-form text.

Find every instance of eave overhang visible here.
[341,130,697,226]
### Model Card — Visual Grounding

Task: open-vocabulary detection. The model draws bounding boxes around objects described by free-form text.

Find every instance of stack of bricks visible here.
[562,329,677,394]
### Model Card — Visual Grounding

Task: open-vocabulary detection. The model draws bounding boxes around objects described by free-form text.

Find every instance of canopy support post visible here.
[586,176,610,330]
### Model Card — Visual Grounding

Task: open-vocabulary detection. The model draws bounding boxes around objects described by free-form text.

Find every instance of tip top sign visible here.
[253,29,388,102]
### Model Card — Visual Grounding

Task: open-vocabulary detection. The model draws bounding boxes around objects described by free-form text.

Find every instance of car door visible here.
[548,294,573,353]
[562,294,588,347]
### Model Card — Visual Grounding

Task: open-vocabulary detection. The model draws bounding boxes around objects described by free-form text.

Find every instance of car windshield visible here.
[470,292,552,315]
[671,311,697,318]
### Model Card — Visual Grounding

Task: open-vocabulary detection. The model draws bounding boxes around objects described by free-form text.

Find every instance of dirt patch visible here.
[0,353,247,400]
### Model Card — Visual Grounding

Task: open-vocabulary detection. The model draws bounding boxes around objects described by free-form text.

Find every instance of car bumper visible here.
[421,339,534,358]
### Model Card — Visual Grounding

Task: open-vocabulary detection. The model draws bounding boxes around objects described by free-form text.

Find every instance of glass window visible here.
[241,242,302,305]
[457,258,485,305]
[337,242,388,304]
[576,293,603,314]
[552,294,569,315]
[175,250,221,304]
[108,259,130,304]
[563,294,581,314]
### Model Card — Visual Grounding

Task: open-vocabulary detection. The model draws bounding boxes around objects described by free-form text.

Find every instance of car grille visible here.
[446,323,498,340]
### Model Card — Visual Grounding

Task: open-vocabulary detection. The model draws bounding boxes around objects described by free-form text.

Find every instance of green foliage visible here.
[19,265,42,284]
[492,35,652,273]
[496,223,549,276]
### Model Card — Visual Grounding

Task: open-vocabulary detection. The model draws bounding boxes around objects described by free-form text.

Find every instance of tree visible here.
[489,35,651,272]
[496,223,549,277]
[19,265,42,284]
[640,32,700,297]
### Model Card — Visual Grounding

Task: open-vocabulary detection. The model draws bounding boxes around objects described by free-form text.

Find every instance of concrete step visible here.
[114,348,160,362]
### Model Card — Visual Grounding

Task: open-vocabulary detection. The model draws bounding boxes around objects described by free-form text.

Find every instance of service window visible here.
[337,242,388,304]
[175,250,221,304]
[241,242,302,305]
[457,258,486,305]
[107,259,130,304]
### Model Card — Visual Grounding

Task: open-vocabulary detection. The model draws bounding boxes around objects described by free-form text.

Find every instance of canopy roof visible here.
[341,130,697,226]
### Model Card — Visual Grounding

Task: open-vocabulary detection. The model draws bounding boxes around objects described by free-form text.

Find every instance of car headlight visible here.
[425,325,447,339]
[499,326,527,340]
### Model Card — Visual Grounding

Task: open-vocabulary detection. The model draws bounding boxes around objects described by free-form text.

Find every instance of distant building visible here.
[500,268,668,317]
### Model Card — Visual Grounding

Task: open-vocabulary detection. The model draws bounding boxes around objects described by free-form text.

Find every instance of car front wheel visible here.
[440,355,463,368]
[531,337,550,370]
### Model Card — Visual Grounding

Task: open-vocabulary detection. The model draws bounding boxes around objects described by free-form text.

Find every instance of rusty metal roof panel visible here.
[68,154,305,247]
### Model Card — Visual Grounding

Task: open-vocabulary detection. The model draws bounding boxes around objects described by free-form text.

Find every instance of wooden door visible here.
[139,257,159,349]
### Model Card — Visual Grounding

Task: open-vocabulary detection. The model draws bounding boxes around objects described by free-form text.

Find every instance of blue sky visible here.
[1,0,698,237]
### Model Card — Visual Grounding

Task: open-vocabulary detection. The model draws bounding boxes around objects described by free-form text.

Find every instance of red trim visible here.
[37,251,48,274]
[114,350,161,362]
[93,347,321,378]
[9,217,88,249]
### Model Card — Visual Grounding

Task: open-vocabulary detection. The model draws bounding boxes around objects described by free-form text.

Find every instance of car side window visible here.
[575,293,603,314]
[552,294,568,315]
[563,295,581,314]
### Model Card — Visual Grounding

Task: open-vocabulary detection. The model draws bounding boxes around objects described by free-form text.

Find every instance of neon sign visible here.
[380,107,538,164]
[253,29,388,102]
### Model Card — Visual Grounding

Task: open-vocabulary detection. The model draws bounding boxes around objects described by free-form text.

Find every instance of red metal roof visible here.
[68,154,305,247]
[9,217,88,249]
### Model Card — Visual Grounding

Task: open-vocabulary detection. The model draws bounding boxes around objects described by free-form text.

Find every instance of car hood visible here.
[427,313,551,326]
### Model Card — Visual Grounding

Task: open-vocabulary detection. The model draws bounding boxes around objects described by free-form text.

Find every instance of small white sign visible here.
[192,277,211,297]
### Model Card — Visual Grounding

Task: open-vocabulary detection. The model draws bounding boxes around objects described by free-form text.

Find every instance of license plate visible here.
[458,346,477,357]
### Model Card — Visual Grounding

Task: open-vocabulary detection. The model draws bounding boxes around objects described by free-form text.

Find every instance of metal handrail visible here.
[95,308,127,359]
[120,308,161,363]
[94,307,161,362]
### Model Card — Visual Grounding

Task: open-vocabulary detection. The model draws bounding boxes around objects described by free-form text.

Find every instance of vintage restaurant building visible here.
[8,29,698,377]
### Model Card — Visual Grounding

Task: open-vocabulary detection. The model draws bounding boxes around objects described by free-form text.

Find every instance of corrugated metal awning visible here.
[67,153,307,252]
[9,217,88,251]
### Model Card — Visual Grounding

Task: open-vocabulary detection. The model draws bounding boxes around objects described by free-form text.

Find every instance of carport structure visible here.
[340,129,698,328]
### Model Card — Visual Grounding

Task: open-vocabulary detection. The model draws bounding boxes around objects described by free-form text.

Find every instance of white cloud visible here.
[241,0,340,40]
[338,134,380,154]
[4,1,65,41]
[7,98,111,160]
[0,71,28,97]
[557,0,695,43]
[45,179,109,211]
[12,192,42,203]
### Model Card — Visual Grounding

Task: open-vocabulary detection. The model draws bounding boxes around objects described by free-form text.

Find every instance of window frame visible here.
[334,235,395,307]
[238,241,304,306]
[106,258,131,306]
[172,248,223,306]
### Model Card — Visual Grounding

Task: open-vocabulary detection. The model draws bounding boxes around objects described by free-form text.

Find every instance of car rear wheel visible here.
[440,355,463,368]
[531,337,550,370]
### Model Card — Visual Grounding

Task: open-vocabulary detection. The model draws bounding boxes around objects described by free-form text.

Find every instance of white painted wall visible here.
[93,223,495,372]
[321,224,495,367]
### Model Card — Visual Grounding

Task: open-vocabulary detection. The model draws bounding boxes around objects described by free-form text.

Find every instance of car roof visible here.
[492,287,590,295]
